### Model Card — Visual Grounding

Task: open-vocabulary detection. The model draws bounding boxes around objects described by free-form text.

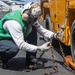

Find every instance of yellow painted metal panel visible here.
[49,0,57,22]
[39,0,75,70]
[39,0,75,46]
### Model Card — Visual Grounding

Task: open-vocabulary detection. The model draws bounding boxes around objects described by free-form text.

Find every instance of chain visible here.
[30,40,75,74]
[43,43,59,75]
[43,5,69,75]
[58,5,75,74]
[41,40,75,75]
[59,42,66,59]
[43,41,75,75]
[59,41,75,74]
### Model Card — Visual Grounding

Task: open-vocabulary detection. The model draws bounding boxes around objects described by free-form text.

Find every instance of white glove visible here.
[54,32,64,40]
[38,42,51,52]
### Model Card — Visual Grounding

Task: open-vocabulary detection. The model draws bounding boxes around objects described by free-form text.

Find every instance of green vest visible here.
[0,10,31,39]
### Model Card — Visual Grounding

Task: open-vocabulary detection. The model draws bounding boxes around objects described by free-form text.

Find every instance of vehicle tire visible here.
[45,14,59,47]
[45,14,52,31]
[70,20,75,62]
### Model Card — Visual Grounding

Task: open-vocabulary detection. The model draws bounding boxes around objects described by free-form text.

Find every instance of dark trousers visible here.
[0,26,37,65]
[0,40,19,64]
[25,26,37,65]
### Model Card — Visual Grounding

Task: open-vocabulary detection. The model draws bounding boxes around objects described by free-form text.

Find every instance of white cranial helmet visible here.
[21,2,41,15]
[31,6,41,17]
[21,2,33,14]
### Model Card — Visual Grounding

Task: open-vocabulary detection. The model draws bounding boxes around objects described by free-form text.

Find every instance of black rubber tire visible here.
[71,20,75,62]
[45,14,59,47]
[45,14,52,31]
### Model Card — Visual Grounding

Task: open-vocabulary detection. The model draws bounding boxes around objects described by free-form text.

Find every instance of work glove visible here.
[53,31,64,40]
[38,42,51,52]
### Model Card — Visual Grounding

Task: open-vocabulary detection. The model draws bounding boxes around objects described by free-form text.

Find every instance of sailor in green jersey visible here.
[0,2,54,69]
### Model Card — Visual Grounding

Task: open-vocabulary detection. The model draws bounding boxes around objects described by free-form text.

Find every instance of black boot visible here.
[25,51,37,70]
[0,56,2,63]
[26,52,36,65]
[1,57,9,69]
[26,51,45,69]
[2,63,9,69]
[29,58,44,70]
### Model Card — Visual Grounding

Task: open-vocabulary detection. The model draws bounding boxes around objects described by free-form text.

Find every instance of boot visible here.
[29,58,44,70]
[26,52,44,69]
[1,57,9,69]
[2,63,9,69]
[25,51,37,72]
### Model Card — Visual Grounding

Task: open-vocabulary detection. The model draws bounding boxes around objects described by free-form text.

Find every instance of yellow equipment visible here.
[39,0,75,70]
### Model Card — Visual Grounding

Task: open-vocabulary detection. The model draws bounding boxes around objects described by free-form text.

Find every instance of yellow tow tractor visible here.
[39,0,75,70]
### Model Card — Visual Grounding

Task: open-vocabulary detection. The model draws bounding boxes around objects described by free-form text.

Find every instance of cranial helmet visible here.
[21,2,33,14]
[21,2,38,14]
[21,2,41,24]
[21,2,41,17]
